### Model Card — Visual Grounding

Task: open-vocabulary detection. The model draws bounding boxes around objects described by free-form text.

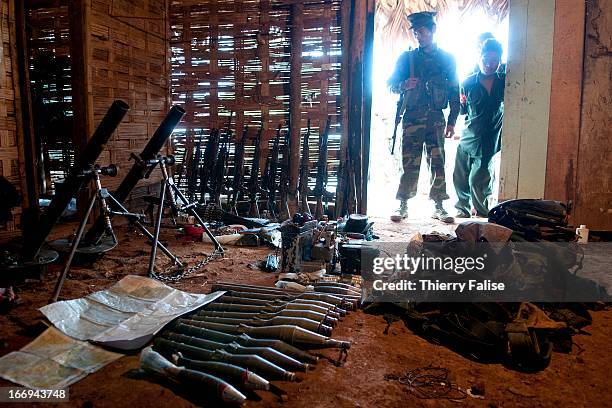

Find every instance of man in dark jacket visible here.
[453,39,505,218]
[388,11,460,223]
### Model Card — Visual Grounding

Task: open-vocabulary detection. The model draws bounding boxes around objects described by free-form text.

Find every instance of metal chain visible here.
[149,248,224,282]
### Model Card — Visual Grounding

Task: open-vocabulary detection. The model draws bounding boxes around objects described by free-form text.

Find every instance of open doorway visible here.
[368,5,508,220]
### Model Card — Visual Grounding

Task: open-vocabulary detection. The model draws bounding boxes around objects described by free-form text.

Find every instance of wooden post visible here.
[10,0,40,210]
[258,0,271,173]
[69,0,93,152]
[335,0,351,216]
[288,2,303,213]
[347,0,367,215]
[360,0,375,214]
[69,0,94,216]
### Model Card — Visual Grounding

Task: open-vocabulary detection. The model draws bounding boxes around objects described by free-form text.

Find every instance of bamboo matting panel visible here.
[0,0,22,240]
[90,0,170,197]
[170,0,342,202]
[26,1,73,194]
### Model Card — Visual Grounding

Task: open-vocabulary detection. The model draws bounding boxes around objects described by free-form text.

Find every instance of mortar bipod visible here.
[142,154,224,279]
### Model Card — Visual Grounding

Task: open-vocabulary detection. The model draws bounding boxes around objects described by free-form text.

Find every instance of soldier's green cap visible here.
[406,11,437,30]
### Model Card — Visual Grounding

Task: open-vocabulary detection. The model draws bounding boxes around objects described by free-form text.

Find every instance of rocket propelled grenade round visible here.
[154,338,297,381]
[162,332,309,372]
[214,286,355,310]
[313,281,361,292]
[173,322,318,364]
[311,285,361,297]
[172,355,270,391]
[140,346,246,405]
[214,295,346,317]
[190,313,333,336]
[203,301,343,320]
[197,308,338,327]
[175,319,351,350]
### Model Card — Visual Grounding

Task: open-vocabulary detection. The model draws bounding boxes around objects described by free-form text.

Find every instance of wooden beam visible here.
[259,0,271,172]
[544,0,585,216]
[10,0,40,210]
[69,0,93,153]
[573,0,612,230]
[360,0,374,215]
[335,0,351,216]
[347,0,367,215]
[288,2,303,213]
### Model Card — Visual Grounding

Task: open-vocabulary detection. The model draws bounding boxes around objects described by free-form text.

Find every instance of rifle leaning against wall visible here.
[229,125,248,215]
[313,117,331,220]
[247,125,264,217]
[187,135,203,201]
[199,129,220,202]
[265,124,282,218]
[297,119,311,214]
[277,127,291,220]
[211,113,233,207]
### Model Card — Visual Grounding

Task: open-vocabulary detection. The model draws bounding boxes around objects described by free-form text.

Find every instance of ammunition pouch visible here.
[404,87,420,111]
[428,77,449,110]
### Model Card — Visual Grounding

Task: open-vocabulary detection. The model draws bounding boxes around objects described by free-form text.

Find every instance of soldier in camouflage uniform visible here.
[388,11,460,223]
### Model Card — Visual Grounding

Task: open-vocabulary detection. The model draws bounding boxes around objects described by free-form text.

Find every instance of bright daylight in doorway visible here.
[368,8,508,218]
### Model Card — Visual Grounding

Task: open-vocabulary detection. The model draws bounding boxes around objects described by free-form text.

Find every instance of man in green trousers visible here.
[388,11,460,223]
[453,39,505,218]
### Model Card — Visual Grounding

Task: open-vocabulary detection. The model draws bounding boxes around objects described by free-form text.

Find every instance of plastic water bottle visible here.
[576,225,589,244]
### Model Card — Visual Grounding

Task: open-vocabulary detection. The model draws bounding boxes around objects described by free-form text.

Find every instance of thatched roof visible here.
[376,0,509,43]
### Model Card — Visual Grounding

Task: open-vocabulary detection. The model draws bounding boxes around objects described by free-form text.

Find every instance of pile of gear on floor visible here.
[366,199,610,371]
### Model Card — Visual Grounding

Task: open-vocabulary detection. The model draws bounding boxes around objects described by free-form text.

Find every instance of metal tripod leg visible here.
[51,192,98,303]
[148,180,168,276]
[172,184,224,253]
[106,194,183,266]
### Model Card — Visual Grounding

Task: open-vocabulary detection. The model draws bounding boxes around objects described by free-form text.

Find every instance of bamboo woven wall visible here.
[90,0,170,206]
[170,0,343,202]
[0,0,22,240]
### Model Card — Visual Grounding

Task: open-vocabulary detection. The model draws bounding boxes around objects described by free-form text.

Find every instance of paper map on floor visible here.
[0,327,122,390]
[40,275,225,350]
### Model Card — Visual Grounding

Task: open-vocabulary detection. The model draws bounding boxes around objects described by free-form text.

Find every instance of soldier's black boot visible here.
[432,202,454,224]
[390,200,408,222]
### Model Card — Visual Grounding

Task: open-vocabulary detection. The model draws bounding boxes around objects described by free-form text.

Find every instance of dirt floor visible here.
[1,217,612,408]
